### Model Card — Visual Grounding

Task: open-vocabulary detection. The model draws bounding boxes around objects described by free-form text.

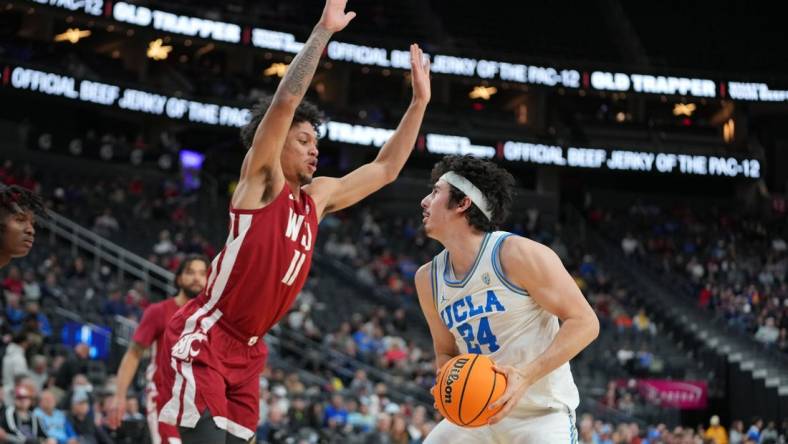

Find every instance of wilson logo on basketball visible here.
[443,357,469,403]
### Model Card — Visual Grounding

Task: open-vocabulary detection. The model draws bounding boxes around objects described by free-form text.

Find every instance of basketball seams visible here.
[466,365,499,426]
[456,354,480,426]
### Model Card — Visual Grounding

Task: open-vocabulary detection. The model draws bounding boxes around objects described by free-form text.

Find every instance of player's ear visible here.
[457,196,473,213]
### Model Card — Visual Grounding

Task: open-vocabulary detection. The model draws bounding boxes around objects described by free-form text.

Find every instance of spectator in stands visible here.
[0,184,45,269]
[29,355,49,392]
[5,291,28,332]
[21,270,41,303]
[324,393,348,428]
[34,390,78,444]
[745,417,762,443]
[92,209,120,238]
[760,421,778,444]
[3,266,24,295]
[2,333,30,404]
[0,385,53,443]
[349,369,373,398]
[68,390,112,444]
[258,404,288,443]
[286,394,310,435]
[152,230,177,256]
[704,414,728,444]
[754,317,779,346]
[364,413,392,444]
[55,344,91,391]
[389,414,409,444]
[101,287,128,318]
[348,400,375,434]
[64,257,88,281]
[24,302,52,339]
[41,273,65,305]
[621,232,640,257]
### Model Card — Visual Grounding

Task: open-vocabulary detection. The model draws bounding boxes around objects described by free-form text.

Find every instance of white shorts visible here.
[424,408,577,444]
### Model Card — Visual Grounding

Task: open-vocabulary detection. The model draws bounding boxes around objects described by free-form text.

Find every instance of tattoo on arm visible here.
[282,26,332,96]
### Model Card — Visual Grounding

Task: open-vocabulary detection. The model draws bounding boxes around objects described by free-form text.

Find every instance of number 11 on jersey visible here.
[281,249,306,286]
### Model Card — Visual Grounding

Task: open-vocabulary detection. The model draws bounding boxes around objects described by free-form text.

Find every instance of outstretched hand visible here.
[319,0,356,33]
[410,44,431,105]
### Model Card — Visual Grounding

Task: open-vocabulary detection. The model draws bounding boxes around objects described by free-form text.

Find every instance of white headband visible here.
[440,171,492,221]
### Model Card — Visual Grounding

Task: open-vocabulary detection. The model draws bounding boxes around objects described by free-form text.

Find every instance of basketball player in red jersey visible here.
[157,0,432,441]
[0,184,45,269]
[107,255,208,444]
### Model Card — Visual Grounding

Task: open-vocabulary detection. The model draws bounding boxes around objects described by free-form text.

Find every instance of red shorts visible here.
[146,389,181,444]
[157,304,268,441]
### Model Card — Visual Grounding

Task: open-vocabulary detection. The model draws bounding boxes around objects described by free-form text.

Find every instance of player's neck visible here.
[286,180,303,201]
[442,229,486,280]
[174,292,189,307]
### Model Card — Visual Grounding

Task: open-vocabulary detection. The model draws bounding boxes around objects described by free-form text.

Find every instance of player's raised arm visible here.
[233,0,355,209]
[415,263,459,371]
[487,237,599,424]
[306,44,431,218]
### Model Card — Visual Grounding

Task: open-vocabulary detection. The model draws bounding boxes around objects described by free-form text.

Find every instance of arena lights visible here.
[112,2,241,43]
[590,71,716,97]
[263,63,288,78]
[727,82,788,102]
[469,86,497,100]
[3,64,762,179]
[501,141,760,178]
[54,28,91,44]
[6,66,250,127]
[22,0,788,103]
[673,103,696,116]
[723,119,735,143]
[147,39,172,60]
[29,0,103,16]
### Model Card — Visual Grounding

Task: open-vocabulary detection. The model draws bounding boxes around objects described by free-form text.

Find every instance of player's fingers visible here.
[487,400,513,425]
[487,389,512,411]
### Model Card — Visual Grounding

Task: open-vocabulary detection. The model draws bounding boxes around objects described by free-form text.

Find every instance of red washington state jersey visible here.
[170,185,318,351]
[132,298,181,400]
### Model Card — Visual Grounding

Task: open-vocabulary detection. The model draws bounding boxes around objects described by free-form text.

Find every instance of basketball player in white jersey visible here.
[415,155,599,443]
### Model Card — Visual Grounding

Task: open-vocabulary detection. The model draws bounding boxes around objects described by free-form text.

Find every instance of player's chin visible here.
[298,172,314,186]
[422,222,437,239]
[11,244,32,258]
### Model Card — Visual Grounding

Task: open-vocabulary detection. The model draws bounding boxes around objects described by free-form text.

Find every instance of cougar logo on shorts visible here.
[171,330,208,361]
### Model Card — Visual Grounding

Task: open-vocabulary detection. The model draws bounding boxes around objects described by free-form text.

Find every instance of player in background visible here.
[415,156,599,443]
[107,255,209,444]
[0,184,45,269]
[157,0,432,442]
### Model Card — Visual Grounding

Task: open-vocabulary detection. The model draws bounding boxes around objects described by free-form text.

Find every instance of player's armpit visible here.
[415,263,459,369]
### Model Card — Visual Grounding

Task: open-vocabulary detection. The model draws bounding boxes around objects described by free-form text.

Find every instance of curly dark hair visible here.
[0,184,47,233]
[174,254,209,284]
[430,155,515,232]
[239,95,324,149]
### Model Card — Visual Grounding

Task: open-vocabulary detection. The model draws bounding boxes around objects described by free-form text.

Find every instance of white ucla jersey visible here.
[431,231,579,413]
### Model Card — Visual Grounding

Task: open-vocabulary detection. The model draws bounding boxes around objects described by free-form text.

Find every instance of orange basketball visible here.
[432,353,507,427]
